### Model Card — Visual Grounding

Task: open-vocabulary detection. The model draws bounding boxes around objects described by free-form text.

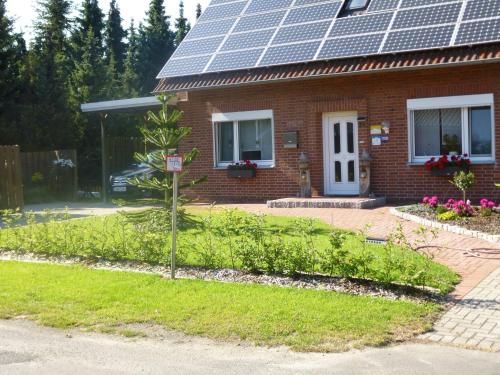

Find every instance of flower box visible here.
[431,166,469,177]
[228,169,256,178]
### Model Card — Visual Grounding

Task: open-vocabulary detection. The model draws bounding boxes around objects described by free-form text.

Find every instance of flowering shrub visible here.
[228,160,258,171]
[451,200,474,217]
[480,198,496,209]
[424,154,470,171]
[422,196,439,208]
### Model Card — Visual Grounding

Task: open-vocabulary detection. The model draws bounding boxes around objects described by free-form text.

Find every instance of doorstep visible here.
[266,197,387,209]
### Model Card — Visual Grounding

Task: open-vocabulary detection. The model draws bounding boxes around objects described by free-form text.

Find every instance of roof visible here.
[156,0,500,81]
[155,43,500,93]
[81,97,163,114]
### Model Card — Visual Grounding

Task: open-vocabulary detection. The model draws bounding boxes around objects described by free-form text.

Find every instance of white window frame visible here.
[407,94,495,164]
[212,110,275,168]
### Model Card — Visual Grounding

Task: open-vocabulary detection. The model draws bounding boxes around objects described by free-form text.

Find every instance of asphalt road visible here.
[1,320,499,375]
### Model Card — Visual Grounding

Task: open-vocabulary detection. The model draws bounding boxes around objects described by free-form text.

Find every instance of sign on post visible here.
[166,153,183,279]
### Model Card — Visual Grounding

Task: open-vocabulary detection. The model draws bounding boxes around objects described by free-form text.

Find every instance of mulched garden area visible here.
[399,205,500,236]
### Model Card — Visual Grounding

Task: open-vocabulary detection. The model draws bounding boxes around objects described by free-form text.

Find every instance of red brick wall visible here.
[176,63,500,203]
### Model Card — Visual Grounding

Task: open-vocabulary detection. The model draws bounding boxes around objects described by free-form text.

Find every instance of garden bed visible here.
[394,205,500,243]
[0,207,459,294]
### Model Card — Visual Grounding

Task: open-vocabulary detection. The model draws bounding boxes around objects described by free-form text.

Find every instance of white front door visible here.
[323,113,359,195]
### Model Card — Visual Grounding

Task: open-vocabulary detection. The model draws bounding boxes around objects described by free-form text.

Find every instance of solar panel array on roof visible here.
[157,0,500,79]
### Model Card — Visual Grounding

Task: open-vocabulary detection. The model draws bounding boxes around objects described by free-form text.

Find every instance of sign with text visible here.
[166,155,183,172]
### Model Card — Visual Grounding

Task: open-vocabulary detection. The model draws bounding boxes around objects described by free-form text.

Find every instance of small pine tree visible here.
[195,3,202,19]
[174,1,190,46]
[127,95,207,212]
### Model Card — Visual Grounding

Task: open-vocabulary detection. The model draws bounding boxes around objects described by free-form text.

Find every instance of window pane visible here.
[218,122,234,162]
[348,161,355,182]
[414,110,440,157]
[334,123,341,154]
[258,119,273,160]
[239,120,259,160]
[335,161,341,182]
[347,0,368,10]
[441,108,462,155]
[347,122,354,154]
[238,119,273,161]
[469,107,492,156]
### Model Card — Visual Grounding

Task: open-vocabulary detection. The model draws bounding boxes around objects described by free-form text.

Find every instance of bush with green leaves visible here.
[450,171,475,202]
[0,208,459,294]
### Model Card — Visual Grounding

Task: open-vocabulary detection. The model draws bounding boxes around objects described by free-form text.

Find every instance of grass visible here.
[0,207,459,294]
[0,261,441,352]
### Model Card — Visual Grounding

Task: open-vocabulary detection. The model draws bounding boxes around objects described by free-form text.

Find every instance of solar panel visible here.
[273,21,330,44]
[259,41,321,66]
[392,3,462,30]
[198,1,248,22]
[172,36,225,58]
[157,0,500,79]
[367,0,399,12]
[221,29,276,51]
[185,18,237,40]
[283,2,342,25]
[382,25,455,52]
[245,0,293,14]
[462,0,500,21]
[455,18,500,45]
[158,55,212,77]
[234,11,286,32]
[400,0,455,8]
[330,12,393,37]
[318,33,385,58]
[207,49,264,72]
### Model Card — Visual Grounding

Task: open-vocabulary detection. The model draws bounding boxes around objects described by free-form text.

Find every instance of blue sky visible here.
[6,0,210,42]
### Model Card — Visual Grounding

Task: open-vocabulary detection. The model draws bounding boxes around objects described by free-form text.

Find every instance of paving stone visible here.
[419,267,500,352]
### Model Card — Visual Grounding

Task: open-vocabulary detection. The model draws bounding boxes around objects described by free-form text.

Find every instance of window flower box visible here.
[227,160,257,178]
[425,154,471,177]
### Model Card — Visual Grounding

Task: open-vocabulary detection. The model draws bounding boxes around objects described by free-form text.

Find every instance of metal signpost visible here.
[166,153,183,279]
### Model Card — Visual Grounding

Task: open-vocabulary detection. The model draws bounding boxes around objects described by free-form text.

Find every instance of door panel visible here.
[323,115,359,195]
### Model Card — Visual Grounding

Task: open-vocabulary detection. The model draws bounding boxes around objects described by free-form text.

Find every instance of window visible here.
[213,110,274,168]
[346,0,370,11]
[408,94,495,163]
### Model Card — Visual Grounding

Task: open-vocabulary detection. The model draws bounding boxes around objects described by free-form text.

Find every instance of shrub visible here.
[437,210,459,221]
[422,196,439,208]
[450,171,475,202]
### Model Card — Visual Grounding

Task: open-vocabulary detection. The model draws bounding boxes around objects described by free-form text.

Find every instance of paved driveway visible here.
[1,320,499,375]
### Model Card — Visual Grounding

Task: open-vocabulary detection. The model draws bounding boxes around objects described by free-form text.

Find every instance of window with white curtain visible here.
[408,94,495,163]
[213,110,274,167]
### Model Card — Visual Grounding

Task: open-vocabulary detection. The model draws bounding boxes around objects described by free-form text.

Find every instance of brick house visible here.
[154,0,500,202]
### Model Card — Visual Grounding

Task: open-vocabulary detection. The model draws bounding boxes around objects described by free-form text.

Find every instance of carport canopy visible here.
[80,96,165,203]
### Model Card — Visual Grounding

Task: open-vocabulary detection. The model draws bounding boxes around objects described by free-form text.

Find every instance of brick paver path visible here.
[420,267,500,352]
[218,204,500,299]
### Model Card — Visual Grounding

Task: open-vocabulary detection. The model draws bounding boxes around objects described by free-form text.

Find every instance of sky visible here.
[6,0,211,42]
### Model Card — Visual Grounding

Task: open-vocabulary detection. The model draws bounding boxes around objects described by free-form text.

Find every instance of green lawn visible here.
[0,207,459,294]
[0,261,440,352]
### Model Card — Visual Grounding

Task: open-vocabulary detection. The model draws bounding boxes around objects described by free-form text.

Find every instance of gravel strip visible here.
[0,250,441,303]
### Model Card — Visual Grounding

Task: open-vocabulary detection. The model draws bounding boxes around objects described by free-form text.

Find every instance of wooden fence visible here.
[0,146,24,210]
[20,149,78,201]
[106,137,145,174]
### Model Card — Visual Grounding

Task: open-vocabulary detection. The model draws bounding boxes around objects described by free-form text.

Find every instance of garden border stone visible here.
[391,207,500,244]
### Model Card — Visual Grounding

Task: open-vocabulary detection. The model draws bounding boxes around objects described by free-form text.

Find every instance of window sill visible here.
[214,164,275,170]
[407,160,496,166]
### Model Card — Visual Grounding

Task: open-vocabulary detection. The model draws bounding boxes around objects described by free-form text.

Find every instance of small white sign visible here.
[166,156,183,172]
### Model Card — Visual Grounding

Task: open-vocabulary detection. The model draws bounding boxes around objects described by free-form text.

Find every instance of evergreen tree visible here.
[27,0,74,150]
[105,0,127,74]
[195,3,202,19]
[72,0,105,62]
[0,0,27,146]
[137,0,175,94]
[174,1,190,46]
[122,21,140,98]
